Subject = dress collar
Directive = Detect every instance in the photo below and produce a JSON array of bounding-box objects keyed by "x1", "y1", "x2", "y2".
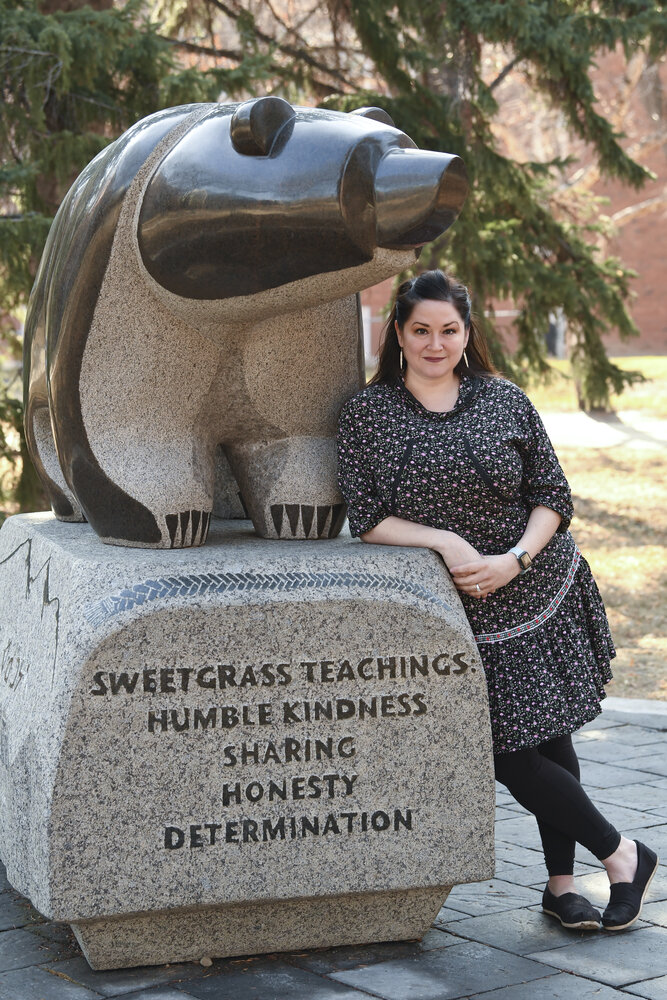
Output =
[{"x1": 394, "y1": 373, "x2": 484, "y2": 418}]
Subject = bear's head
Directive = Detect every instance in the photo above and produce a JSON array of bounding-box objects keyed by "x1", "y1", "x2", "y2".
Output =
[{"x1": 137, "y1": 98, "x2": 468, "y2": 303}]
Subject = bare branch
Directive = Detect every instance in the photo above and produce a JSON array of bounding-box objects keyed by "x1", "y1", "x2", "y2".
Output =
[
  {"x1": 205, "y1": 0, "x2": 357, "y2": 89},
  {"x1": 159, "y1": 35, "x2": 241, "y2": 60},
  {"x1": 0, "y1": 45, "x2": 60, "y2": 60},
  {"x1": 263, "y1": 0, "x2": 293, "y2": 33},
  {"x1": 293, "y1": 1, "x2": 327, "y2": 36},
  {"x1": 262, "y1": 0, "x2": 340, "y2": 68},
  {"x1": 489, "y1": 55, "x2": 521, "y2": 92},
  {"x1": 611, "y1": 192, "x2": 667, "y2": 226}
]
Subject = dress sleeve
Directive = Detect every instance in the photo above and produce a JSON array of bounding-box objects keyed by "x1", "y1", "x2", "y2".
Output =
[
  {"x1": 337, "y1": 398, "x2": 391, "y2": 537},
  {"x1": 519, "y1": 395, "x2": 574, "y2": 533}
]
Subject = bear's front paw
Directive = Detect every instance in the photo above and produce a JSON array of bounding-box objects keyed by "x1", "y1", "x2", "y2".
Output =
[
  {"x1": 270, "y1": 503, "x2": 346, "y2": 539},
  {"x1": 164, "y1": 510, "x2": 211, "y2": 548}
]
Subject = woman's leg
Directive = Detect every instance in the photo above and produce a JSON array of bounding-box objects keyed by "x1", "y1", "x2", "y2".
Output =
[
  {"x1": 494, "y1": 740, "x2": 621, "y2": 871},
  {"x1": 495, "y1": 736, "x2": 658, "y2": 930},
  {"x1": 537, "y1": 734, "x2": 652, "y2": 895},
  {"x1": 534, "y1": 734, "x2": 581, "y2": 884}
]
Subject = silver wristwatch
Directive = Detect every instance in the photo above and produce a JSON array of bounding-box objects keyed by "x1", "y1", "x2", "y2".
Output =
[{"x1": 509, "y1": 546, "x2": 533, "y2": 574}]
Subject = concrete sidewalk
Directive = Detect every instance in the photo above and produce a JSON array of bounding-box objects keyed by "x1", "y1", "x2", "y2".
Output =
[
  {"x1": 1, "y1": 698, "x2": 665, "y2": 999},
  {"x1": 540, "y1": 409, "x2": 667, "y2": 451}
]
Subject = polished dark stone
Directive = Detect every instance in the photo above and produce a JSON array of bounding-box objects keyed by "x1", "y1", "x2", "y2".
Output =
[{"x1": 137, "y1": 101, "x2": 466, "y2": 300}]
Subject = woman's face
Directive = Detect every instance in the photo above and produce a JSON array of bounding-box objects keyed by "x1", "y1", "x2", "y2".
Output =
[{"x1": 395, "y1": 298, "x2": 469, "y2": 383}]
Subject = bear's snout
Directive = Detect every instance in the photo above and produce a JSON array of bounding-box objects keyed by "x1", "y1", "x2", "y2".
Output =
[{"x1": 374, "y1": 148, "x2": 468, "y2": 249}]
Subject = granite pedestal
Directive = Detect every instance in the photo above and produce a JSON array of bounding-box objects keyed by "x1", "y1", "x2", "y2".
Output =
[{"x1": 0, "y1": 513, "x2": 494, "y2": 969}]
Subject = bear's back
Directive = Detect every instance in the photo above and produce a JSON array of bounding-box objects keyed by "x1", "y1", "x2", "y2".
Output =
[{"x1": 24, "y1": 103, "x2": 213, "y2": 385}]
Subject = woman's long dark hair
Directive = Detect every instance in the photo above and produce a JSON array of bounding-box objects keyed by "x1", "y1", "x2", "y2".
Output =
[{"x1": 369, "y1": 270, "x2": 498, "y2": 386}]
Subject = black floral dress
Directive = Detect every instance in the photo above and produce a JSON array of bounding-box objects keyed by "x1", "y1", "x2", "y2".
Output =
[{"x1": 337, "y1": 374, "x2": 615, "y2": 755}]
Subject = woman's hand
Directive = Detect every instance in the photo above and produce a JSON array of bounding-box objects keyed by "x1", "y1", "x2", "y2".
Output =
[
  {"x1": 432, "y1": 533, "x2": 481, "y2": 571},
  {"x1": 360, "y1": 518, "x2": 482, "y2": 571},
  {"x1": 449, "y1": 553, "x2": 520, "y2": 599}
]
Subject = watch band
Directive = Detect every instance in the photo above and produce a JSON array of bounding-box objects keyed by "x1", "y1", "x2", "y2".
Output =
[{"x1": 509, "y1": 546, "x2": 533, "y2": 574}]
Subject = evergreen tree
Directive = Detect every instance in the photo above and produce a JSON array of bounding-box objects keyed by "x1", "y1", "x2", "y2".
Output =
[
  {"x1": 154, "y1": 0, "x2": 665, "y2": 408},
  {"x1": 334, "y1": 0, "x2": 666, "y2": 407}
]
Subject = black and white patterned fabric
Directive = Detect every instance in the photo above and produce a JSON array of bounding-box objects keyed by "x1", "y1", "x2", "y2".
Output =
[{"x1": 337, "y1": 374, "x2": 615, "y2": 754}]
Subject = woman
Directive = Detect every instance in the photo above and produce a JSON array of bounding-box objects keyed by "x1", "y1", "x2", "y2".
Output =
[{"x1": 337, "y1": 269, "x2": 657, "y2": 932}]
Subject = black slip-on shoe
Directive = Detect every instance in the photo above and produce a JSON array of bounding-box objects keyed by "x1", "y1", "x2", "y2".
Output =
[
  {"x1": 602, "y1": 840, "x2": 659, "y2": 931},
  {"x1": 542, "y1": 885, "x2": 601, "y2": 930}
]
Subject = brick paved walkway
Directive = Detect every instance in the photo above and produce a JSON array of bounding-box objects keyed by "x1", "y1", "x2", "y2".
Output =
[{"x1": 1, "y1": 698, "x2": 665, "y2": 1000}]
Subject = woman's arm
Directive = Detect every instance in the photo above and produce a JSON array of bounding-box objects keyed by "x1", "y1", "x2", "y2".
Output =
[
  {"x1": 361, "y1": 516, "x2": 481, "y2": 568},
  {"x1": 515, "y1": 505, "x2": 564, "y2": 561},
  {"x1": 450, "y1": 388, "x2": 570, "y2": 598},
  {"x1": 449, "y1": 505, "x2": 562, "y2": 598},
  {"x1": 337, "y1": 399, "x2": 481, "y2": 567}
]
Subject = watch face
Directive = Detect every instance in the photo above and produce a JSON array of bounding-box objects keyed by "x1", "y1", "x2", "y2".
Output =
[{"x1": 519, "y1": 551, "x2": 532, "y2": 570}]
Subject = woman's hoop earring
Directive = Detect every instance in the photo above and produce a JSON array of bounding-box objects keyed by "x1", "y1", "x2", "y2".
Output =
[
  {"x1": 463, "y1": 349, "x2": 470, "y2": 368},
  {"x1": 399, "y1": 349, "x2": 404, "y2": 370}
]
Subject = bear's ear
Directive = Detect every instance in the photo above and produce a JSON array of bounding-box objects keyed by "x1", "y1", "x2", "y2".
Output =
[
  {"x1": 230, "y1": 97, "x2": 296, "y2": 156},
  {"x1": 349, "y1": 106, "x2": 396, "y2": 128}
]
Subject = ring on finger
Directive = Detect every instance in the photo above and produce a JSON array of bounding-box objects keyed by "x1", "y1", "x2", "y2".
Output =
[{"x1": 475, "y1": 584, "x2": 481, "y2": 593}]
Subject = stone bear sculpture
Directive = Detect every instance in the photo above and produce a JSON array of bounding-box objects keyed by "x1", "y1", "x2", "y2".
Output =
[{"x1": 24, "y1": 97, "x2": 468, "y2": 548}]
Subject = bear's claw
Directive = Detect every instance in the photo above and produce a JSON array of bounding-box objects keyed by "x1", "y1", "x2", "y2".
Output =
[
  {"x1": 270, "y1": 503, "x2": 346, "y2": 539},
  {"x1": 165, "y1": 510, "x2": 211, "y2": 548}
]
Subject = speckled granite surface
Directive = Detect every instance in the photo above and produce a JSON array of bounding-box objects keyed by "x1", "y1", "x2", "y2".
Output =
[
  {"x1": 0, "y1": 514, "x2": 494, "y2": 968},
  {"x1": 70, "y1": 887, "x2": 450, "y2": 969},
  {"x1": 71, "y1": 110, "x2": 421, "y2": 544}
]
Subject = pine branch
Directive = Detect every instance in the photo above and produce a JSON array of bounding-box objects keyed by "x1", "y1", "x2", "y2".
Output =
[
  {"x1": 0, "y1": 45, "x2": 63, "y2": 95},
  {"x1": 1, "y1": 45, "x2": 60, "y2": 60},
  {"x1": 566, "y1": 130, "x2": 664, "y2": 192}
]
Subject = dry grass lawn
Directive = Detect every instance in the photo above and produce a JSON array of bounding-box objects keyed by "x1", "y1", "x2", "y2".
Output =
[
  {"x1": 529, "y1": 355, "x2": 666, "y2": 701},
  {"x1": 556, "y1": 447, "x2": 666, "y2": 700},
  {"x1": 527, "y1": 356, "x2": 667, "y2": 418}
]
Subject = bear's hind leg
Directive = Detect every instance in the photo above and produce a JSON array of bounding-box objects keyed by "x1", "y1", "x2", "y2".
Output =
[
  {"x1": 26, "y1": 399, "x2": 86, "y2": 522},
  {"x1": 67, "y1": 451, "x2": 213, "y2": 550},
  {"x1": 61, "y1": 425, "x2": 216, "y2": 549}
]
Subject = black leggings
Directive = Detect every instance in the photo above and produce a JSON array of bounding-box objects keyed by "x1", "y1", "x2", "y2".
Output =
[{"x1": 494, "y1": 734, "x2": 621, "y2": 876}]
